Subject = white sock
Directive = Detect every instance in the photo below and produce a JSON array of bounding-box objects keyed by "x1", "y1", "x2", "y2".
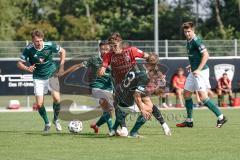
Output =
[
  {"x1": 186, "y1": 118, "x2": 193, "y2": 122},
  {"x1": 218, "y1": 114, "x2": 224, "y2": 120},
  {"x1": 162, "y1": 122, "x2": 168, "y2": 129}
]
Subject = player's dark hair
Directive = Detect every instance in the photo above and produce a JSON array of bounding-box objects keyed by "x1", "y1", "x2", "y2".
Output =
[
  {"x1": 107, "y1": 32, "x2": 123, "y2": 44},
  {"x1": 182, "y1": 21, "x2": 194, "y2": 29},
  {"x1": 99, "y1": 41, "x2": 109, "y2": 47},
  {"x1": 177, "y1": 67, "x2": 184, "y2": 72},
  {"x1": 31, "y1": 29, "x2": 44, "y2": 39}
]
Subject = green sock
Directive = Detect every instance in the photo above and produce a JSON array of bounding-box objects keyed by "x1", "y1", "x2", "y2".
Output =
[
  {"x1": 38, "y1": 106, "x2": 49, "y2": 124},
  {"x1": 130, "y1": 115, "x2": 146, "y2": 134},
  {"x1": 106, "y1": 117, "x2": 113, "y2": 131},
  {"x1": 112, "y1": 107, "x2": 126, "y2": 130},
  {"x1": 96, "y1": 112, "x2": 110, "y2": 127},
  {"x1": 53, "y1": 102, "x2": 60, "y2": 121},
  {"x1": 203, "y1": 98, "x2": 222, "y2": 117},
  {"x1": 185, "y1": 98, "x2": 193, "y2": 119}
]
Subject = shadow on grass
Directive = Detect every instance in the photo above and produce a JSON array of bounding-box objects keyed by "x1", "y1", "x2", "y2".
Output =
[{"x1": 0, "y1": 130, "x2": 113, "y2": 138}]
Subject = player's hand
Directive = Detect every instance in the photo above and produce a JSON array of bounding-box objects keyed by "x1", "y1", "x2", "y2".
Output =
[
  {"x1": 193, "y1": 69, "x2": 201, "y2": 76},
  {"x1": 185, "y1": 65, "x2": 191, "y2": 73},
  {"x1": 56, "y1": 66, "x2": 65, "y2": 77},
  {"x1": 141, "y1": 109, "x2": 152, "y2": 120},
  {"x1": 27, "y1": 64, "x2": 36, "y2": 73},
  {"x1": 97, "y1": 66, "x2": 106, "y2": 77}
]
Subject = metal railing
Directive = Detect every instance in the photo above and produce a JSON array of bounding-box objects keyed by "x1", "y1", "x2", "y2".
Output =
[{"x1": 0, "y1": 40, "x2": 238, "y2": 58}]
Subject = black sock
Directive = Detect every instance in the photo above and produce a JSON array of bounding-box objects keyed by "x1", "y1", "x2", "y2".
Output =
[
  {"x1": 218, "y1": 95, "x2": 222, "y2": 106},
  {"x1": 229, "y1": 95, "x2": 233, "y2": 106},
  {"x1": 165, "y1": 95, "x2": 169, "y2": 105},
  {"x1": 162, "y1": 97, "x2": 166, "y2": 103},
  {"x1": 152, "y1": 105, "x2": 165, "y2": 125}
]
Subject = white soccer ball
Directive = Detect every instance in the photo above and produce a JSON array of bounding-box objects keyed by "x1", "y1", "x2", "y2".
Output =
[{"x1": 68, "y1": 120, "x2": 83, "y2": 133}]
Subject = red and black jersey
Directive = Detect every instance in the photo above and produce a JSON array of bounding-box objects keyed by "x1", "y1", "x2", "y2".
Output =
[{"x1": 102, "y1": 46, "x2": 144, "y2": 85}]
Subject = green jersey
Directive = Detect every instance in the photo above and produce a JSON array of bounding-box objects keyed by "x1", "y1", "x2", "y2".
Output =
[
  {"x1": 86, "y1": 56, "x2": 112, "y2": 91},
  {"x1": 115, "y1": 65, "x2": 149, "y2": 107},
  {"x1": 187, "y1": 35, "x2": 208, "y2": 71},
  {"x1": 20, "y1": 42, "x2": 61, "y2": 80}
]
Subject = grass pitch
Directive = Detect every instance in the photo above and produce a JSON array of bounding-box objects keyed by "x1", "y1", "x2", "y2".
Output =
[{"x1": 0, "y1": 109, "x2": 239, "y2": 160}]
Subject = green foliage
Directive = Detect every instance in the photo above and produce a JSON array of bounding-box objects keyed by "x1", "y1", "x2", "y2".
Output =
[
  {"x1": 60, "y1": 15, "x2": 99, "y2": 40},
  {"x1": 203, "y1": 25, "x2": 236, "y2": 39},
  {"x1": 0, "y1": 0, "x2": 239, "y2": 40},
  {"x1": 0, "y1": 0, "x2": 19, "y2": 40},
  {"x1": 16, "y1": 21, "x2": 59, "y2": 40}
]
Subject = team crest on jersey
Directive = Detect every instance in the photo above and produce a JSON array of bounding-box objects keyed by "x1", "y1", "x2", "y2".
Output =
[
  {"x1": 43, "y1": 50, "x2": 50, "y2": 56},
  {"x1": 39, "y1": 57, "x2": 45, "y2": 63},
  {"x1": 214, "y1": 64, "x2": 235, "y2": 81},
  {"x1": 125, "y1": 55, "x2": 131, "y2": 62}
]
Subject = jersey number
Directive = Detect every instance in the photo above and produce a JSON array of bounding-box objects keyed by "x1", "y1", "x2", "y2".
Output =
[{"x1": 123, "y1": 71, "x2": 135, "y2": 87}]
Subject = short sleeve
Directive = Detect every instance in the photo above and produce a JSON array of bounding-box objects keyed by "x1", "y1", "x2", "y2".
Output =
[
  {"x1": 172, "y1": 76, "x2": 177, "y2": 84},
  {"x1": 102, "y1": 52, "x2": 112, "y2": 68},
  {"x1": 195, "y1": 38, "x2": 207, "y2": 53},
  {"x1": 135, "y1": 73, "x2": 149, "y2": 94},
  {"x1": 131, "y1": 47, "x2": 144, "y2": 58},
  {"x1": 19, "y1": 48, "x2": 29, "y2": 62},
  {"x1": 51, "y1": 42, "x2": 61, "y2": 54}
]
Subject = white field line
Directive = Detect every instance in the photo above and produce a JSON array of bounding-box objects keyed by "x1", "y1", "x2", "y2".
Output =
[{"x1": 0, "y1": 106, "x2": 240, "y2": 112}]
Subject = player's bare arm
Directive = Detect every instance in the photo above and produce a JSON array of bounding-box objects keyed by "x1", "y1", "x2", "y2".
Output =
[
  {"x1": 185, "y1": 64, "x2": 191, "y2": 72},
  {"x1": 56, "y1": 48, "x2": 66, "y2": 77},
  {"x1": 59, "y1": 62, "x2": 85, "y2": 77},
  {"x1": 97, "y1": 66, "x2": 106, "y2": 77},
  {"x1": 218, "y1": 80, "x2": 223, "y2": 90},
  {"x1": 133, "y1": 92, "x2": 152, "y2": 120},
  {"x1": 17, "y1": 60, "x2": 36, "y2": 73}
]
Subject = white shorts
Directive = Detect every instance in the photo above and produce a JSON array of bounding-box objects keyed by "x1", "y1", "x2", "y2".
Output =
[
  {"x1": 92, "y1": 88, "x2": 114, "y2": 107},
  {"x1": 184, "y1": 68, "x2": 211, "y2": 92},
  {"x1": 118, "y1": 103, "x2": 140, "y2": 114},
  {"x1": 33, "y1": 76, "x2": 60, "y2": 96}
]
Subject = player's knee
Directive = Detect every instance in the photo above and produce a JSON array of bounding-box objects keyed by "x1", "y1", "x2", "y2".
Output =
[
  {"x1": 52, "y1": 96, "x2": 60, "y2": 103},
  {"x1": 176, "y1": 90, "x2": 181, "y2": 96},
  {"x1": 99, "y1": 98, "x2": 108, "y2": 107},
  {"x1": 53, "y1": 100, "x2": 60, "y2": 104}
]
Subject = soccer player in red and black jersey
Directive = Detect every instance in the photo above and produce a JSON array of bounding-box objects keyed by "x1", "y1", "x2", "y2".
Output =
[{"x1": 98, "y1": 32, "x2": 149, "y2": 85}]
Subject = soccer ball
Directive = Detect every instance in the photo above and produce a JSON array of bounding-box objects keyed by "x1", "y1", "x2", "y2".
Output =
[{"x1": 68, "y1": 120, "x2": 83, "y2": 133}]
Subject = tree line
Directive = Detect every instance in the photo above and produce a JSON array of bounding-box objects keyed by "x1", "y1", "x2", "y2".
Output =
[{"x1": 0, "y1": 0, "x2": 239, "y2": 41}]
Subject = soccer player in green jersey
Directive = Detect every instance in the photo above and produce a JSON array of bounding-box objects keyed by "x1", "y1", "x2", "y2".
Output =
[
  {"x1": 17, "y1": 29, "x2": 66, "y2": 132},
  {"x1": 89, "y1": 42, "x2": 114, "y2": 134},
  {"x1": 61, "y1": 41, "x2": 114, "y2": 134},
  {"x1": 176, "y1": 22, "x2": 227, "y2": 128},
  {"x1": 111, "y1": 54, "x2": 171, "y2": 137}
]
